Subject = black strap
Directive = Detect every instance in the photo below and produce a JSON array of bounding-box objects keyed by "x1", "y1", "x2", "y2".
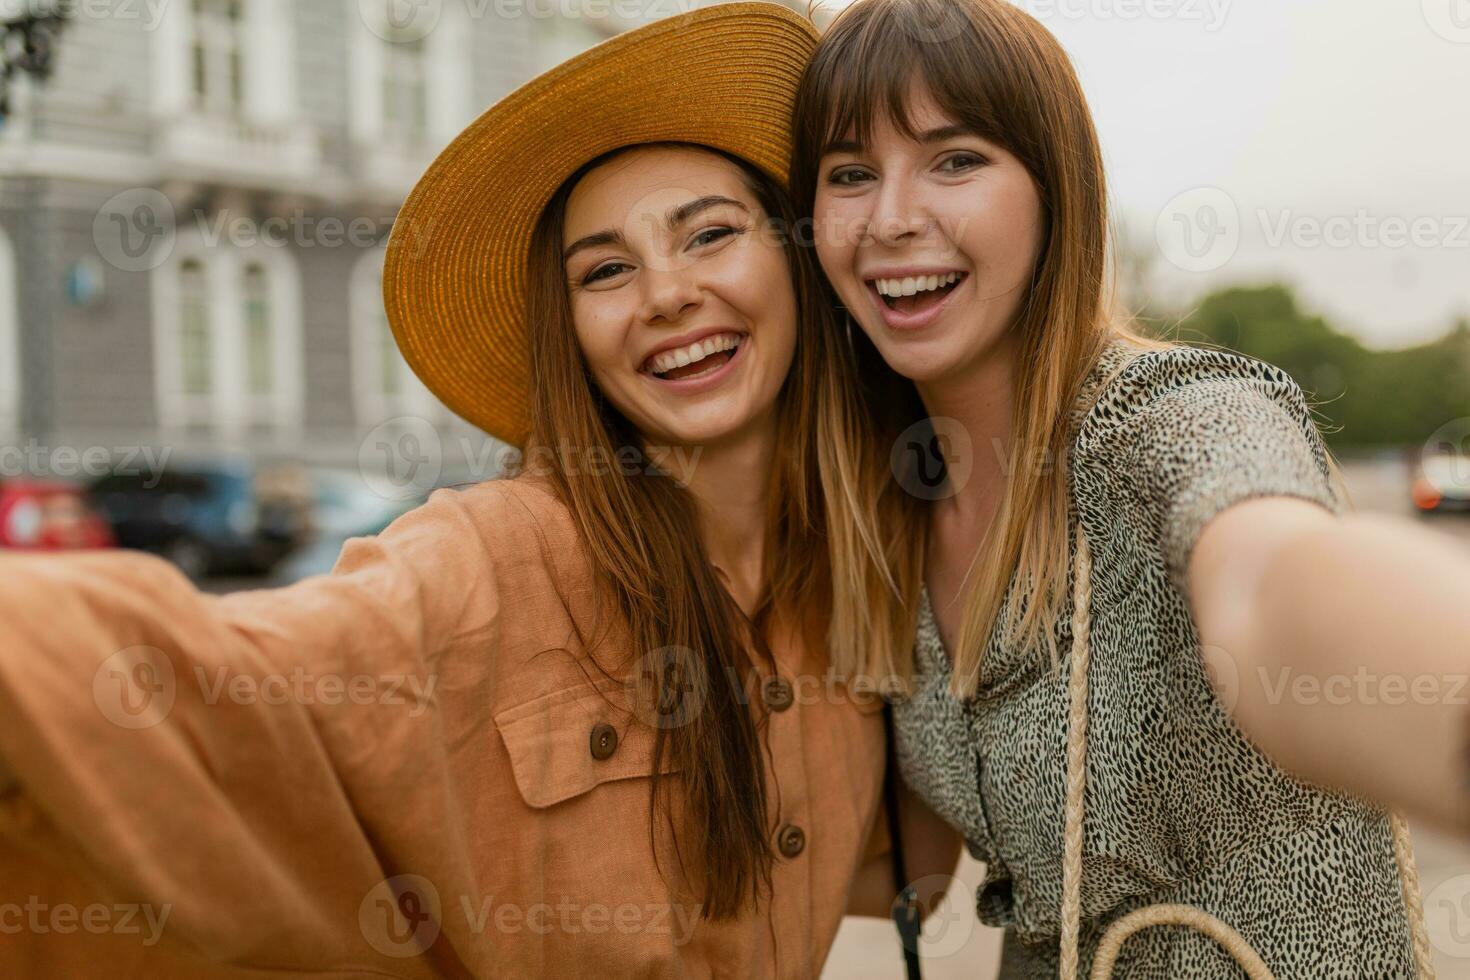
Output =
[{"x1": 883, "y1": 702, "x2": 924, "y2": 979}]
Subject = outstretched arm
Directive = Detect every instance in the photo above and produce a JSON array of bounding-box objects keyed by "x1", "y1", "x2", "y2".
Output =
[
  {"x1": 0, "y1": 484, "x2": 500, "y2": 974},
  {"x1": 1189, "y1": 496, "x2": 1470, "y2": 837}
]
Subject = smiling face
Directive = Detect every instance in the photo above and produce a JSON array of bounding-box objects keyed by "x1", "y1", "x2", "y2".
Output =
[
  {"x1": 813, "y1": 84, "x2": 1045, "y2": 386},
  {"x1": 561, "y1": 145, "x2": 798, "y2": 449}
]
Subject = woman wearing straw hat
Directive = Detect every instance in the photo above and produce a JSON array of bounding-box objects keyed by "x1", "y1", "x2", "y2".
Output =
[
  {"x1": 0, "y1": 5, "x2": 955, "y2": 977},
  {"x1": 789, "y1": 0, "x2": 1470, "y2": 977}
]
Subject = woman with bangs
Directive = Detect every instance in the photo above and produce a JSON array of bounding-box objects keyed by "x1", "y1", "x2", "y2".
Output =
[
  {"x1": 792, "y1": 0, "x2": 1470, "y2": 977},
  {"x1": 0, "y1": 6, "x2": 955, "y2": 978}
]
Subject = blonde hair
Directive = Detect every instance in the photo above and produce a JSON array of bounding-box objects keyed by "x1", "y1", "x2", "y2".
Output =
[{"x1": 792, "y1": 0, "x2": 1168, "y2": 697}]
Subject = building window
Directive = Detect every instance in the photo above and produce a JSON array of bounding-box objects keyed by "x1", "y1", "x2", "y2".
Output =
[
  {"x1": 242, "y1": 262, "x2": 272, "y2": 398},
  {"x1": 155, "y1": 239, "x2": 303, "y2": 441},
  {"x1": 0, "y1": 226, "x2": 18, "y2": 438},
  {"x1": 190, "y1": 0, "x2": 246, "y2": 116},
  {"x1": 179, "y1": 258, "x2": 212, "y2": 398},
  {"x1": 381, "y1": 32, "x2": 428, "y2": 146}
]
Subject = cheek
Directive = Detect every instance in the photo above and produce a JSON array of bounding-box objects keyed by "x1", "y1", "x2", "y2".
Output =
[
  {"x1": 812, "y1": 194, "x2": 858, "y2": 279},
  {"x1": 570, "y1": 298, "x2": 631, "y2": 380}
]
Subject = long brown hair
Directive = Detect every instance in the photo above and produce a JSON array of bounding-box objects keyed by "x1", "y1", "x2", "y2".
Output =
[
  {"x1": 521, "y1": 143, "x2": 888, "y2": 918},
  {"x1": 791, "y1": 0, "x2": 1167, "y2": 697}
]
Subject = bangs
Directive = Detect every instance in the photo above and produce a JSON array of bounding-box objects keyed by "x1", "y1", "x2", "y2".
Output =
[{"x1": 800, "y1": 0, "x2": 1009, "y2": 160}]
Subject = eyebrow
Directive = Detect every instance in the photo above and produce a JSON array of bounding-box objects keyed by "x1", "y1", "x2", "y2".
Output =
[
  {"x1": 563, "y1": 195, "x2": 749, "y2": 264},
  {"x1": 823, "y1": 125, "x2": 977, "y2": 157}
]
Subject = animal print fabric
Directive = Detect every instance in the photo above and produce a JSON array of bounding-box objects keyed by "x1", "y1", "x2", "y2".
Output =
[{"x1": 893, "y1": 342, "x2": 1418, "y2": 978}]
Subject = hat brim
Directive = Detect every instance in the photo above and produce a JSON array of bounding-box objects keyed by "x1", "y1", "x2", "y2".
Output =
[{"x1": 382, "y1": 2, "x2": 819, "y2": 446}]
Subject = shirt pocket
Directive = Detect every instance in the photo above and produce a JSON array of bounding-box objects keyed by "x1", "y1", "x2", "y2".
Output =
[{"x1": 494, "y1": 681, "x2": 678, "y2": 809}]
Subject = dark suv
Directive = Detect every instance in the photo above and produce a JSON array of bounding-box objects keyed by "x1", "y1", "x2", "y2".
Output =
[{"x1": 89, "y1": 462, "x2": 309, "y2": 579}]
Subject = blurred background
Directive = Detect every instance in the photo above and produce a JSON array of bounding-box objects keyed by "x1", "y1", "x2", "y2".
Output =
[{"x1": 1, "y1": 0, "x2": 1468, "y2": 975}]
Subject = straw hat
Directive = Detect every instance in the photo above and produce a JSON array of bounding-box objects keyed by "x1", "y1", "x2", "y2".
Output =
[{"x1": 381, "y1": 2, "x2": 819, "y2": 446}]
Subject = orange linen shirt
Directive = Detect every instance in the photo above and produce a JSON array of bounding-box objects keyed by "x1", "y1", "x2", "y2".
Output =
[{"x1": 0, "y1": 476, "x2": 887, "y2": 979}]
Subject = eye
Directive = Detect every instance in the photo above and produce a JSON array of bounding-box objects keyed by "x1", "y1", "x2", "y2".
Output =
[
  {"x1": 939, "y1": 152, "x2": 987, "y2": 174},
  {"x1": 582, "y1": 261, "x2": 632, "y2": 286},
  {"x1": 826, "y1": 166, "x2": 874, "y2": 187},
  {"x1": 690, "y1": 226, "x2": 738, "y2": 248}
]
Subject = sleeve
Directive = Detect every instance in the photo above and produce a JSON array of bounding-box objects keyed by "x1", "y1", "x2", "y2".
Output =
[
  {"x1": 1118, "y1": 349, "x2": 1344, "y2": 595},
  {"x1": 0, "y1": 484, "x2": 502, "y2": 973}
]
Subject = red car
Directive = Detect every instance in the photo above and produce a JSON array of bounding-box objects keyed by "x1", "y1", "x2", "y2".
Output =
[{"x1": 0, "y1": 480, "x2": 115, "y2": 550}]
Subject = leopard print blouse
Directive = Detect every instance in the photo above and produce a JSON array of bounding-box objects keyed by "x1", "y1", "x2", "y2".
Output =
[{"x1": 893, "y1": 341, "x2": 1418, "y2": 978}]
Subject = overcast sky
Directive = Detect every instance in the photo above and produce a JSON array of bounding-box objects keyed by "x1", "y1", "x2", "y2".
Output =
[
  {"x1": 827, "y1": 0, "x2": 1470, "y2": 347},
  {"x1": 1034, "y1": 0, "x2": 1470, "y2": 348}
]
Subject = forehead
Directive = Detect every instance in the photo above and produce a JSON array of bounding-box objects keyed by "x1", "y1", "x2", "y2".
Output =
[{"x1": 564, "y1": 146, "x2": 754, "y2": 237}]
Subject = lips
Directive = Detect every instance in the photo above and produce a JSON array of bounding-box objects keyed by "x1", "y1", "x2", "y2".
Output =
[
  {"x1": 864, "y1": 270, "x2": 969, "y2": 332},
  {"x1": 640, "y1": 330, "x2": 747, "y2": 379}
]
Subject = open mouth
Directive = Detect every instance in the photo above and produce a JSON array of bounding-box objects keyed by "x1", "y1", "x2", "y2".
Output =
[
  {"x1": 870, "y1": 272, "x2": 968, "y2": 317},
  {"x1": 642, "y1": 331, "x2": 747, "y2": 382}
]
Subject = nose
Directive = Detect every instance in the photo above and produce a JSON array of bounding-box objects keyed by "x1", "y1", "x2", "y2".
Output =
[
  {"x1": 866, "y1": 175, "x2": 929, "y2": 248},
  {"x1": 637, "y1": 262, "x2": 704, "y2": 325}
]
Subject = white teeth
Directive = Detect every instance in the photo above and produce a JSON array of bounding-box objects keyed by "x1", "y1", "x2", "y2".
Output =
[
  {"x1": 874, "y1": 272, "x2": 962, "y2": 298},
  {"x1": 647, "y1": 332, "x2": 744, "y2": 376}
]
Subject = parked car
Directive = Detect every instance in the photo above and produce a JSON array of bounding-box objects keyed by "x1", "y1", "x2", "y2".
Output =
[
  {"x1": 1412, "y1": 453, "x2": 1470, "y2": 515},
  {"x1": 89, "y1": 461, "x2": 310, "y2": 579},
  {"x1": 0, "y1": 479, "x2": 115, "y2": 550},
  {"x1": 270, "y1": 468, "x2": 429, "y2": 583}
]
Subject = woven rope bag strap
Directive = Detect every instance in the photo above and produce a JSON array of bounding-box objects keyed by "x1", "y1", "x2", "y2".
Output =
[{"x1": 1059, "y1": 522, "x2": 1438, "y2": 980}]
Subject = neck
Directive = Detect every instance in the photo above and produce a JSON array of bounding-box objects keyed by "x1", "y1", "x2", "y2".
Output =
[
  {"x1": 916, "y1": 332, "x2": 1019, "y2": 523},
  {"x1": 654, "y1": 415, "x2": 778, "y2": 616}
]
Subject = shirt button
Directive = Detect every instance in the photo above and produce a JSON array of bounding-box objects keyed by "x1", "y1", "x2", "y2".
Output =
[
  {"x1": 777, "y1": 823, "x2": 806, "y2": 859},
  {"x1": 762, "y1": 676, "x2": 794, "y2": 712},
  {"x1": 589, "y1": 722, "x2": 618, "y2": 760}
]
